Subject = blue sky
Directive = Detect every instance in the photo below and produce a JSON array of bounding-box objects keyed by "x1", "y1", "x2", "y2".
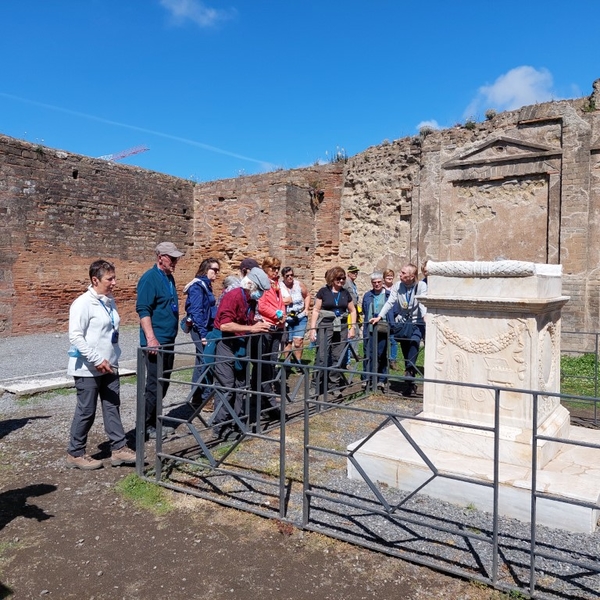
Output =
[{"x1": 1, "y1": 1, "x2": 598, "y2": 182}]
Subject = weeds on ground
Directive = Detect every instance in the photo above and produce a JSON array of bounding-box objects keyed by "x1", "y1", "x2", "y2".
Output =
[
  {"x1": 0, "y1": 451, "x2": 11, "y2": 476},
  {"x1": 115, "y1": 474, "x2": 173, "y2": 515},
  {"x1": 16, "y1": 386, "x2": 73, "y2": 405},
  {"x1": 0, "y1": 539, "x2": 21, "y2": 594},
  {"x1": 0, "y1": 540, "x2": 20, "y2": 563}
]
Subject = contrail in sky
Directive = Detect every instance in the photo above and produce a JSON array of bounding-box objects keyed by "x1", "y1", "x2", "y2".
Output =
[{"x1": 0, "y1": 92, "x2": 275, "y2": 168}]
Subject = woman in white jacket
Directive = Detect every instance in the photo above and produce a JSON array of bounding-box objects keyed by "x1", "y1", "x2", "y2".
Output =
[{"x1": 66, "y1": 260, "x2": 136, "y2": 470}]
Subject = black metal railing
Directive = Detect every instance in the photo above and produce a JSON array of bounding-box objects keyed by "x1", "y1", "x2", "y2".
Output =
[{"x1": 134, "y1": 328, "x2": 600, "y2": 599}]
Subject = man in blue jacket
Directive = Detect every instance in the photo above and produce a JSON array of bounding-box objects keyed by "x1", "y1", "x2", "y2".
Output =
[
  {"x1": 362, "y1": 272, "x2": 393, "y2": 391},
  {"x1": 136, "y1": 241, "x2": 184, "y2": 439}
]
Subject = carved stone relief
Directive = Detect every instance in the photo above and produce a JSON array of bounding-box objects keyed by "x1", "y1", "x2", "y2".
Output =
[{"x1": 431, "y1": 315, "x2": 529, "y2": 422}]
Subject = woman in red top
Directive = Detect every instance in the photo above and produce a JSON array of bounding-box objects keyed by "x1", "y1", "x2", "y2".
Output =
[
  {"x1": 255, "y1": 257, "x2": 286, "y2": 417},
  {"x1": 258, "y1": 257, "x2": 286, "y2": 329}
]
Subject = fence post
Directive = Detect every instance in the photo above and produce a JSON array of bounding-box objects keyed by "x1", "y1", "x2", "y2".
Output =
[{"x1": 135, "y1": 347, "x2": 146, "y2": 476}]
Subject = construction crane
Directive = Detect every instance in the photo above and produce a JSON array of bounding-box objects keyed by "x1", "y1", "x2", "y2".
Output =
[{"x1": 97, "y1": 145, "x2": 149, "y2": 162}]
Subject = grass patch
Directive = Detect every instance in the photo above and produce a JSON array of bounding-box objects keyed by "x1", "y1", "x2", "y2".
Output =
[
  {"x1": 561, "y1": 353, "x2": 598, "y2": 397},
  {"x1": 16, "y1": 386, "x2": 74, "y2": 405},
  {"x1": 115, "y1": 474, "x2": 174, "y2": 515},
  {"x1": 171, "y1": 367, "x2": 194, "y2": 383}
]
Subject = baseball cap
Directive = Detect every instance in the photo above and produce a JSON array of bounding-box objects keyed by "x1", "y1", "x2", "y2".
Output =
[
  {"x1": 240, "y1": 258, "x2": 259, "y2": 271},
  {"x1": 246, "y1": 267, "x2": 271, "y2": 291},
  {"x1": 155, "y1": 242, "x2": 184, "y2": 257},
  {"x1": 347, "y1": 265, "x2": 359, "y2": 273}
]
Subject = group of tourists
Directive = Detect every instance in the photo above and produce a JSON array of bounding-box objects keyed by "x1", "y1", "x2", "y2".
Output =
[{"x1": 64, "y1": 241, "x2": 427, "y2": 470}]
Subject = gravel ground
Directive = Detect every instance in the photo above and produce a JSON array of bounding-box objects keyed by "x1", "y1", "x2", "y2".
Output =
[
  {"x1": 1, "y1": 372, "x2": 506, "y2": 599},
  {"x1": 1, "y1": 333, "x2": 600, "y2": 599},
  {"x1": 153, "y1": 381, "x2": 600, "y2": 600},
  {"x1": 0, "y1": 327, "x2": 142, "y2": 382}
]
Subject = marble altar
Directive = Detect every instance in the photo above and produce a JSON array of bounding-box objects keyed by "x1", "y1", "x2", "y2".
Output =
[{"x1": 348, "y1": 261, "x2": 600, "y2": 533}]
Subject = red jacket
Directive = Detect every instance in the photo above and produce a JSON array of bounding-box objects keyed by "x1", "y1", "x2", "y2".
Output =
[{"x1": 258, "y1": 279, "x2": 285, "y2": 328}]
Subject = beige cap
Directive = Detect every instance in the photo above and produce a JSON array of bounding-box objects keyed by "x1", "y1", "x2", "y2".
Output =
[{"x1": 155, "y1": 242, "x2": 184, "y2": 257}]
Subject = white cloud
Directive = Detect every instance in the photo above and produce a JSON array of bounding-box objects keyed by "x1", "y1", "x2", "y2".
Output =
[
  {"x1": 464, "y1": 66, "x2": 558, "y2": 119},
  {"x1": 416, "y1": 119, "x2": 441, "y2": 132},
  {"x1": 159, "y1": 0, "x2": 236, "y2": 28}
]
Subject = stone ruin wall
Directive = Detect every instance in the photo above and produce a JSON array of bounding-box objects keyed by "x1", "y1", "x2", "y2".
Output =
[
  {"x1": 0, "y1": 137, "x2": 195, "y2": 335},
  {"x1": 0, "y1": 134, "x2": 343, "y2": 336},
  {"x1": 190, "y1": 164, "x2": 344, "y2": 296},
  {"x1": 2, "y1": 81, "x2": 600, "y2": 343},
  {"x1": 340, "y1": 90, "x2": 600, "y2": 348}
]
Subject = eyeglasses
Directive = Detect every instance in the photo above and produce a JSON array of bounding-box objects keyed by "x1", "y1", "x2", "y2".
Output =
[
  {"x1": 163, "y1": 255, "x2": 179, "y2": 262},
  {"x1": 209, "y1": 266, "x2": 220, "y2": 273},
  {"x1": 335, "y1": 277, "x2": 346, "y2": 282},
  {"x1": 284, "y1": 273, "x2": 294, "y2": 278},
  {"x1": 269, "y1": 266, "x2": 280, "y2": 272}
]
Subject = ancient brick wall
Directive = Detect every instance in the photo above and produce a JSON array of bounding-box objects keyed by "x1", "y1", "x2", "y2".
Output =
[
  {"x1": 0, "y1": 136, "x2": 194, "y2": 335},
  {"x1": 2, "y1": 82, "x2": 600, "y2": 345},
  {"x1": 190, "y1": 164, "x2": 344, "y2": 295}
]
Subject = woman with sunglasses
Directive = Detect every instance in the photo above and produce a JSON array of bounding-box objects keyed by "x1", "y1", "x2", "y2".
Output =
[
  {"x1": 309, "y1": 266, "x2": 357, "y2": 398},
  {"x1": 183, "y1": 257, "x2": 220, "y2": 406},
  {"x1": 280, "y1": 266, "x2": 311, "y2": 365}
]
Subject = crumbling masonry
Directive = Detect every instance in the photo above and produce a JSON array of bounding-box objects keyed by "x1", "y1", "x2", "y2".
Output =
[{"x1": 1, "y1": 80, "x2": 600, "y2": 347}]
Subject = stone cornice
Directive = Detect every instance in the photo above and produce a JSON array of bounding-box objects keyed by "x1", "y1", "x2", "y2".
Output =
[
  {"x1": 442, "y1": 135, "x2": 562, "y2": 169},
  {"x1": 420, "y1": 296, "x2": 570, "y2": 314},
  {"x1": 428, "y1": 260, "x2": 537, "y2": 277}
]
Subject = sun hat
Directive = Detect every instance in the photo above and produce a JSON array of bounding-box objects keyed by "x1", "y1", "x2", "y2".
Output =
[{"x1": 155, "y1": 242, "x2": 184, "y2": 257}]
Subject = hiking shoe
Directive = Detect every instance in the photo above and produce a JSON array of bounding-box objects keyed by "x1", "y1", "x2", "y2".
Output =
[
  {"x1": 212, "y1": 425, "x2": 235, "y2": 439},
  {"x1": 110, "y1": 446, "x2": 136, "y2": 466},
  {"x1": 66, "y1": 454, "x2": 103, "y2": 470}
]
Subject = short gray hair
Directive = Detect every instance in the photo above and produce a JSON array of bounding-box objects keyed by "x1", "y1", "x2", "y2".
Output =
[
  {"x1": 370, "y1": 271, "x2": 384, "y2": 281},
  {"x1": 222, "y1": 275, "x2": 241, "y2": 291}
]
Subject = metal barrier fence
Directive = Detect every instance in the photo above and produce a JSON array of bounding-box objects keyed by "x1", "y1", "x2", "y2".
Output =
[{"x1": 135, "y1": 329, "x2": 600, "y2": 599}]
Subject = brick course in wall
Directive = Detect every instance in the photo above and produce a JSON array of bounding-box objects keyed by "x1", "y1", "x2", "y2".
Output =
[{"x1": 0, "y1": 136, "x2": 194, "y2": 335}]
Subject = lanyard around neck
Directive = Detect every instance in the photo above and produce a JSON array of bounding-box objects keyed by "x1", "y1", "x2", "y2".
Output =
[
  {"x1": 97, "y1": 297, "x2": 115, "y2": 329},
  {"x1": 159, "y1": 268, "x2": 175, "y2": 301}
]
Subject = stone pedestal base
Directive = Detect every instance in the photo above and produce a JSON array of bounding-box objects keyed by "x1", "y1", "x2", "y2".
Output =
[
  {"x1": 399, "y1": 406, "x2": 571, "y2": 469},
  {"x1": 347, "y1": 419, "x2": 600, "y2": 533}
]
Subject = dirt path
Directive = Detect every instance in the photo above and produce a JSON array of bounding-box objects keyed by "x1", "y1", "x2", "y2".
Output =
[{"x1": 0, "y1": 386, "x2": 505, "y2": 600}]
